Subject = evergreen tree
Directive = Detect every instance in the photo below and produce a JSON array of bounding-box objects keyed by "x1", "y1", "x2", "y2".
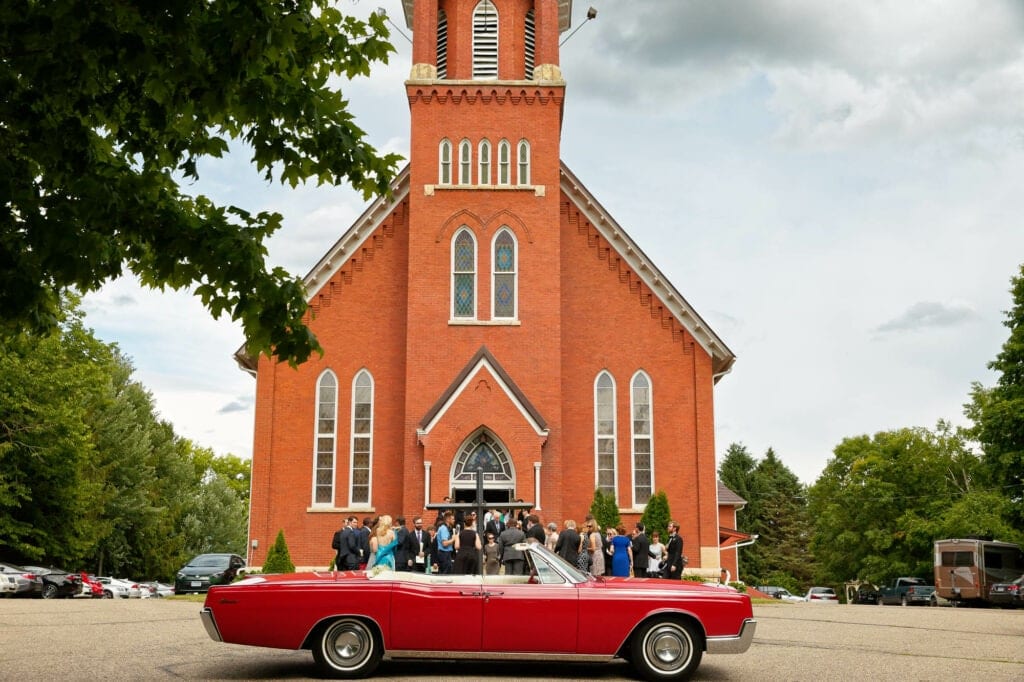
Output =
[
  {"x1": 261, "y1": 530, "x2": 296, "y2": 574},
  {"x1": 589, "y1": 490, "x2": 620, "y2": 532},
  {"x1": 965, "y1": 263, "x2": 1024, "y2": 526},
  {"x1": 640, "y1": 490, "x2": 671, "y2": 540}
]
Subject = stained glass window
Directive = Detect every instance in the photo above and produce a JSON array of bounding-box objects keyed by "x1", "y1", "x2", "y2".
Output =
[
  {"x1": 478, "y1": 139, "x2": 491, "y2": 185},
  {"x1": 350, "y1": 370, "x2": 373, "y2": 505},
  {"x1": 439, "y1": 139, "x2": 452, "y2": 184},
  {"x1": 632, "y1": 372, "x2": 653, "y2": 505},
  {"x1": 453, "y1": 432, "x2": 513, "y2": 483},
  {"x1": 314, "y1": 371, "x2": 337, "y2": 505},
  {"x1": 492, "y1": 228, "x2": 516, "y2": 319},
  {"x1": 459, "y1": 139, "x2": 472, "y2": 185},
  {"x1": 517, "y1": 139, "x2": 530, "y2": 185},
  {"x1": 595, "y1": 372, "x2": 616, "y2": 497},
  {"x1": 498, "y1": 140, "x2": 510, "y2": 185},
  {"x1": 453, "y1": 229, "x2": 476, "y2": 318}
]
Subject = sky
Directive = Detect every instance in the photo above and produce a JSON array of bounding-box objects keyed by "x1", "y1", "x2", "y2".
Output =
[{"x1": 82, "y1": 0, "x2": 1024, "y2": 484}]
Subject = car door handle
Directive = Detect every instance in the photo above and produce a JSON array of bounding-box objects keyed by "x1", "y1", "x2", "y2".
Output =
[
  {"x1": 483, "y1": 591, "x2": 503, "y2": 597},
  {"x1": 459, "y1": 590, "x2": 483, "y2": 596}
]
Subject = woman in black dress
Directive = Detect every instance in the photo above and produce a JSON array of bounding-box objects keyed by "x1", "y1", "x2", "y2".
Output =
[{"x1": 453, "y1": 514, "x2": 482, "y2": 574}]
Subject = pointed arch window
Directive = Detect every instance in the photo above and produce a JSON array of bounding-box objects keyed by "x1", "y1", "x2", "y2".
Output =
[
  {"x1": 631, "y1": 371, "x2": 653, "y2": 506},
  {"x1": 498, "y1": 139, "x2": 511, "y2": 185},
  {"x1": 313, "y1": 370, "x2": 337, "y2": 505},
  {"x1": 492, "y1": 228, "x2": 517, "y2": 319},
  {"x1": 439, "y1": 138, "x2": 452, "y2": 185},
  {"x1": 594, "y1": 371, "x2": 617, "y2": 497},
  {"x1": 452, "y1": 228, "x2": 477, "y2": 318},
  {"x1": 350, "y1": 370, "x2": 374, "y2": 505},
  {"x1": 458, "y1": 138, "x2": 472, "y2": 185},
  {"x1": 517, "y1": 139, "x2": 531, "y2": 185},
  {"x1": 472, "y1": 0, "x2": 499, "y2": 79},
  {"x1": 436, "y1": 9, "x2": 448, "y2": 79},
  {"x1": 478, "y1": 139, "x2": 491, "y2": 185},
  {"x1": 524, "y1": 9, "x2": 536, "y2": 79},
  {"x1": 453, "y1": 431, "x2": 514, "y2": 485}
]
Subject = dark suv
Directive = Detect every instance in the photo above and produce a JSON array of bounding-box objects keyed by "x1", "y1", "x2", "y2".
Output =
[{"x1": 175, "y1": 554, "x2": 245, "y2": 594}]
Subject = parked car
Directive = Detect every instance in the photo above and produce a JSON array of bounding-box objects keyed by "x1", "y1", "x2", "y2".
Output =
[
  {"x1": 175, "y1": 553, "x2": 245, "y2": 594},
  {"x1": 0, "y1": 572, "x2": 17, "y2": 597},
  {"x1": 94, "y1": 576, "x2": 133, "y2": 599},
  {"x1": 78, "y1": 573, "x2": 104, "y2": 598},
  {"x1": 878, "y1": 577, "x2": 935, "y2": 606},
  {"x1": 851, "y1": 584, "x2": 880, "y2": 605},
  {"x1": 21, "y1": 566, "x2": 82, "y2": 599},
  {"x1": 201, "y1": 542, "x2": 756, "y2": 680},
  {"x1": 141, "y1": 581, "x2": 174, "y2": 598},
  {"x1": 987, "y1": 575, "x2": 1024, "y2": 608},
  {"x1": 0, "y1": 562, "x2": 43, "y2": 597},
  {"x1": 775, "y1": 588, "x2": 805, "y2": 602},
  {"x1": 805, "y1": 586, "x2": 839, "y2": 602},
  {"x1": 755, "y1": 585, "x2": 786, "y2": 598}
]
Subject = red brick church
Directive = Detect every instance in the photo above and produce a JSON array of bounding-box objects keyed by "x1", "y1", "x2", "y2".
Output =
[{"x1": 240, "y1": 0, "x2": 741, "y2": 577}]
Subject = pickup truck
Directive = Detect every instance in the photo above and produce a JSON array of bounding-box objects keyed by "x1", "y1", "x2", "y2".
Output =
[{"x1": 877, "y1": 577, "x2": 935, "y2": 606}]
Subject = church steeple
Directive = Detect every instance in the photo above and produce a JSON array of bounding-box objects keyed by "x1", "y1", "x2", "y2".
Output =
[{"x1": 403, "y1": 0, "x2": 571, "y2": 82}]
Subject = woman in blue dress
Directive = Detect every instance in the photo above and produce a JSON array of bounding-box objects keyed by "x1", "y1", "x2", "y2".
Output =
[
  {"x1": 372, "y1": 515, "x2": 399, "y2": 570},
  {"x1": 609, "y1": 526, "x2": 634, "y2": 577}
]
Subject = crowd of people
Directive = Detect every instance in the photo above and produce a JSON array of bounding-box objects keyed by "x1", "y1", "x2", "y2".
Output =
[{"x1": 331, "y1": 505, "x2": 688, "y2": 579}]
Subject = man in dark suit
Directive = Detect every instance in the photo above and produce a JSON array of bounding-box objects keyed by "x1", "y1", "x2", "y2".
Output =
[
  {"x1": 498, "y1": 521, "x2": 526, "y2": 575},
  {"x1": 336, "y1": 516, "x2": 360, "y2": 570},
  {"x1": 632, "y1": 522, "x2": 650, "y2": 577},
  {"x1": 408, "y1": 517, "x2": 428, "y2": 571},
  {"x1": 484, "y1": 510, "x2": 505, "y2": 539},
  {"x1": 555, "y1": 520, "x2": 580, "y2": 566},
  {"x1": 394, "y1": 517, "x2": 412, "y2": 571},
  {"x1": 662, "y1": 521, "x2": 685, "y2": 580},
  {"x1": 524, "y1": 514, "x2": 546, "y2": 544}
]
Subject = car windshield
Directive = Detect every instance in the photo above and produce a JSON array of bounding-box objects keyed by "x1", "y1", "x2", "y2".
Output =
[{"x1": 190, "y1": 555, "x2": 229, "y2": 568}]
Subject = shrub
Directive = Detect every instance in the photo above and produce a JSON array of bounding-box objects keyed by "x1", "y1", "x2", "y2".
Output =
[
  {"x1": 640, "y1": 490, "x2": 671, "y2": 540},
  {"x1": 261, "y1": 529, "x2": 295, "y2": 574},
  {"x1": 589, "y1": 489, "x2": 620, "y2": 532}
]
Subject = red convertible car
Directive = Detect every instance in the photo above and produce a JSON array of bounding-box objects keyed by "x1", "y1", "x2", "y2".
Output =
[{"x1": 201, "y1": 543, "x2": 755, "y2": 680}]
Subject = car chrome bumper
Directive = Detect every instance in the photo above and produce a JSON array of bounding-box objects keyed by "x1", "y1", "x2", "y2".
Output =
[
  {"x1": 706, "y1": 618, "x2": 756, "y2": 654},
  {"x1": 200, "y1": 608, "x2": 223, "y2": 642}
]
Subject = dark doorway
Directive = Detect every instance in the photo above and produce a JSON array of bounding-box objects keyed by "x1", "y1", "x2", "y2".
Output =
[{"x1": 453, "y1": 488, "x2": 512, "y2": 505}]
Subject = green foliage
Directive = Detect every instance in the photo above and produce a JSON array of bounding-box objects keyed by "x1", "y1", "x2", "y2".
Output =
[
  {"x1": 589, "y1": 489, "x2": 620, "y2": 531},
  {"x1": 640, "y1": 490, "x2": 671, "y2": 540},
  {"x1": 0, "y1": 0, "x2": 402, "y2": 365},
  {"x1": 719, "y1": 445, "x2": 814, "y2": 587},
  {"x1": 965, "y1": 263, "x2": 1024, "y2": 526},
  {"x1": 807, "y1": 423, "x2": 988, "y2": 585},
  {"x1": 0, "y1": 294, "x2": 249, "y2": 579},
  {"x1": 262, "y1": 530, "x2": 296, "y2": 574}
]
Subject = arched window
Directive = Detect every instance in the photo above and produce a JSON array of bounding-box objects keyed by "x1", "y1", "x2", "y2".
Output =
[
  {"x1": 631, "y1": 371, "x2": 653, "y2": 506},
  {"x1": 313, "y1": 370, "x2": 337, "y2": 505},
  {"x1": 524, "y1": 10, "x2": 536, "y2": 79},
  {"x1": 438, "y1": 139, "x2": 452, "y2": 185},
  {"x1": 594, "y1": 372, "x2": 617, "y2": 497},
  {"x1": 517, "y1": 139, "x2": 531, "y2": 185},
  {"x1": 458, "y1": 138, "x2": 472, "y2": 185},
  {"x1": 452, "y1": 430, "x2": 514, "y2": 485},
  {"x1": 492, "y1": 228, "x2": 517, "y2": 319},
  {"x1": 436, "y1": 9, "x2": 448, "y2": 79},
  {"x1": 497, "y1": 139, "x2": 511, "y2": 185},
  {"x1": 478, "y1": 139, "x2": 491, "y2": 185},
  {"x1": 452, "y1": 228, "x2": 477, "y2": 319},
  {"x1": 350, "y1": 370, "x2": 374, "y2": 505},
  {"x1": 472, "y1": 0, "x2": 499, "y2": 79}
]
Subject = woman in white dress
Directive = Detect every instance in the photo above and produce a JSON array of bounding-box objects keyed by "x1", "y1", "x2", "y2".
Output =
[{"x1": 647, "y1": 531, "x2": 665, "y2": 578}]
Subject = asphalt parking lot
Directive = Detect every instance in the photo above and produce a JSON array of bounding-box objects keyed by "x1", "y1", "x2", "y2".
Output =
[{"x1": 2, "y1": 599, "x2": 1023, "y2": 681}]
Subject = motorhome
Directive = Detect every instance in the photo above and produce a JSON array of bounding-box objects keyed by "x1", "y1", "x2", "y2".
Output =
[{"x1": 934, "y1": 538, "x2": 1024, "y2": 605}]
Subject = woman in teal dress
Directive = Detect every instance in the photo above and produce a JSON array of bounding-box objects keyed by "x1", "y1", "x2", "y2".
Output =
[{"x1": 372, "y1": 515, "x2": 399, "y2": 570}]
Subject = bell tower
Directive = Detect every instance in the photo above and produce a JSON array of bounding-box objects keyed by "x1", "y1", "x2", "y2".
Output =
[{"x1": 399, "y1": 1, "x2": 576, "y2": 509}]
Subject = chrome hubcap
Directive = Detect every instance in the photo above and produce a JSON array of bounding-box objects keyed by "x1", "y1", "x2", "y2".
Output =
[{"x1": 645, "y1": 624, "x2": 690, "y2": 672}]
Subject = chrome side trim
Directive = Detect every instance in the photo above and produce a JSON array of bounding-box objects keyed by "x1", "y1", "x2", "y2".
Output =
[
  {"x1": 384, "y1": 650, "x2": 614, "y2": 663},
  {"x1": 706, "y1": 618, "x2": 756, "y2": 654},
  {"x1": 200, "y1": 607, "x2": 223, "y2": 642}
]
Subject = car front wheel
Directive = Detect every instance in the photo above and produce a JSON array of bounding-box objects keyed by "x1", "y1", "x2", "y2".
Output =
[
  {"x1": 631, "y1": 619, "x2": 702, "y2": 681},
  {"x1": 41, "y1": 584, "x2": 58, "y2": 599},
  {"x1": 312, "y1": 617, "x2": 381, "y2": 679}
]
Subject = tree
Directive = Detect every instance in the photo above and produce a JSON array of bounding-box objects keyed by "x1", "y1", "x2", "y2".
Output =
[
  {"x1": 640, "y1": 490, "x2": 671, "y2": 541},
  {"x1": 965, "y1": 264, "x2": 1024, "y2": 526},
  {"x1": 262, "y1": 530, "x2": 296, "y2": 574},
  {"x1": 0, "y1": 1, "x2": 402, "y2": 365},
  {"x1": 589, "y1": 489, "x2": 620, "y2": 532}
]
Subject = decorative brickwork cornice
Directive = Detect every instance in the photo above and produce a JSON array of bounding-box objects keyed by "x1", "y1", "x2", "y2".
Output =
[{"x1": 405, "y1": 83, "x2": 565, "y2": 106}]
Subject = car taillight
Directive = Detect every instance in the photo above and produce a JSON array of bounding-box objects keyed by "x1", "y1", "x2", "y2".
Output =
[{"x1": 1009, "y1": 585, "x2": 1020, "y2": 593}]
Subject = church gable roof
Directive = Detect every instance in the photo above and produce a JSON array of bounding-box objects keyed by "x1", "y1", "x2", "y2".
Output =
[
  {"x1": 560, "y1": 162, "x2": 736, "y2": 379},
  {"x1": 418, "y1": 346, "x2": 548, "y2": 436}
]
